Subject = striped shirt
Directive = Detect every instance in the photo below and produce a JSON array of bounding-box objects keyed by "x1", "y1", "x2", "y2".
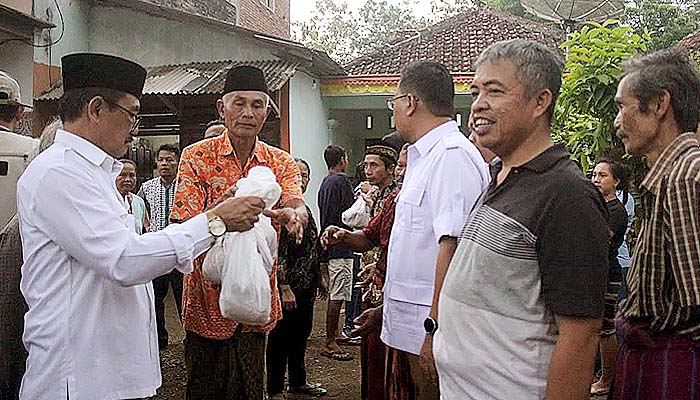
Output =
[{"x1": 619, "y1": 133, "x2": 700, "y2": 339}]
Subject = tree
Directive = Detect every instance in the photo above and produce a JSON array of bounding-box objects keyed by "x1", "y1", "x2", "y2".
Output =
[
  {"x1": 623, "y1": 0, "x2": 700, "y2": 51},
  {"x1": 293, "y1": 0, "x2": 359, "y2": 64},
  {"x1": 292, "y1": 0, "x2": 430, "y2": 65},
  {"x1": 553, "y1": 20, "x2": 650, "y2": 172}
]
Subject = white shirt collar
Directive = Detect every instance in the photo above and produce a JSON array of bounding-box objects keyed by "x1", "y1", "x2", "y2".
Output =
[
  {"x1": 54, "y1": 129, "x2": 122, "y2": 175},
  {"x1": 411, "y1": 120, "x2": 458, "y2": 158}
]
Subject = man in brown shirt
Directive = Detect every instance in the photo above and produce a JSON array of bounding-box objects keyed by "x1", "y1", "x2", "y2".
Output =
[{"x1": 615, "y1": 47, "x2": 700, "y2": 399}]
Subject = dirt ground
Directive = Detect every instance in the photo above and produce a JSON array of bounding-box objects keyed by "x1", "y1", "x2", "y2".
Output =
[
  {"x1": 151, "y1": 292, "x2": 608, "y2": 400},
  {"x1": 151, "y1": 292, "x2": 361, "y2": 399}
]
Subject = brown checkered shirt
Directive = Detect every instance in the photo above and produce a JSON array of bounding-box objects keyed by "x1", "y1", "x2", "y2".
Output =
[{"x1": 619, "y1": 133, "x2": 700, "y2": 339}]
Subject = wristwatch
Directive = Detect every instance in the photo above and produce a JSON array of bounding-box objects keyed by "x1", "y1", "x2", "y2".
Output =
[
  {"x1": 206, "y1": 210, "x2": 226, "y2": 237},
  {"x1": 423, "y1": 316, "x2": 438, "y2": 335}
]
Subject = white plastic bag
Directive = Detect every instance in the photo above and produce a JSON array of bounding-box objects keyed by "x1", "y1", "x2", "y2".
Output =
[
  {"x1": 208, "y1": 166, "x2": 282, "y2": 325},
  {"x1": 342, "y1": 196, "x2": 371, "y2": 228},
  {"x1": 218, "y1": 230, "x2": 272, "y2": 325},
  {"x1": 202, "y1": 236, "x2": 225, "y2": 283}
]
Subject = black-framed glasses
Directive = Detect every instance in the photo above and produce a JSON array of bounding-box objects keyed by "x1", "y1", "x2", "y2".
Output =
[
  {"x1": 386, "y1": 94, "x2": 411, "y2": 111},
  {"x1": 105, "y1": 100, "x2": 141, "y2": 132}
]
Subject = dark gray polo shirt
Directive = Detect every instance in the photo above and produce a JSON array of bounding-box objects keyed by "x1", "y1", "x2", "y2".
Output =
[{"x1": 433, "y1": 144, "x2": 609, "y2": 399}]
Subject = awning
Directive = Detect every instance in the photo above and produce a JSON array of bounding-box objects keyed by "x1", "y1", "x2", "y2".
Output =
[
  {"x1": 36, "y1": 59, "x2": 299, "y2": 101},
  {"x1": 0, "y1": 4, "x2": 54, "y2": 39}
]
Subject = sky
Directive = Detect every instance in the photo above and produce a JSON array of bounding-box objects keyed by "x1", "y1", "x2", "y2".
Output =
[{"x1": 290, "y1": 0, "x2": 435, "y2": 24}]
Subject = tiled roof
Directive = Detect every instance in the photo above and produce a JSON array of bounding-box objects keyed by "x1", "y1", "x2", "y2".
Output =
[
  {"x1": 679, "y1": 30, "x2": 700, "y2": 54},
  {"x1": 36, "y1": 59, "x2": 298, "y2": 101},
  {"x1": 344, "y1": 6, "x2": 564, "y2": 76}
]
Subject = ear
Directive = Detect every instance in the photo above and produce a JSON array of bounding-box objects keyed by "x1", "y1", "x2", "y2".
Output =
[
  {"x1": 654, "y1": 90, "x2": 672, "y2": 120},
  {"x1": 87, "y1": 96, "x2": 104, "y2": 123},
  {"x1": 216, "y1": 99, "x2": 225, "y2": 119},
  {"x1": 532, "y1": 89, "x2": 553, "y2": 120},
  {"x1": 13, "y1": 105, "x2": 24, "y2": 121},
  {"x1": 406, "y1": 94, "x2": 418, "y2": 117}
]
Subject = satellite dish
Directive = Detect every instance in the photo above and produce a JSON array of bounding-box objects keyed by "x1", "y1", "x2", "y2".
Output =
[{"x1": 520, "y1": 0, "x2": 625, "y2": 29}]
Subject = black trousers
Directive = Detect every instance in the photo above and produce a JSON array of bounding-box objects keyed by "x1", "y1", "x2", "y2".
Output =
[
  {"x1": 185, "y1": 330, "x2": 266, "y2": 400},
  {"x1": 266, "y1": 292, "x2": 315, "y2": 395},
  {"x1": 152, "y1": 270, "x2": 183, "y2": 347}
]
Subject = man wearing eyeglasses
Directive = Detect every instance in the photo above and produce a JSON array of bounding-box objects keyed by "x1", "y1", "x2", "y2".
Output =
[
  {"x1": 353, "y1": 61, "x2": 490, "y2": 398},
  {"x1": 16, "y1": 53, "x2": 269, "y2": 400}
]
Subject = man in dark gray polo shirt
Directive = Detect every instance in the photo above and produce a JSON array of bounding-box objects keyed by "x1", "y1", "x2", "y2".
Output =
[{"x1": 432, "y1": 39, "x2": 610, "y2": 399}]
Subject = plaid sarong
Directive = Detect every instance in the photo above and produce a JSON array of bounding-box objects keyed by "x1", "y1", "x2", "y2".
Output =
[{"x1": 615, "y1": 315, "x2": 700, "y2": 400}]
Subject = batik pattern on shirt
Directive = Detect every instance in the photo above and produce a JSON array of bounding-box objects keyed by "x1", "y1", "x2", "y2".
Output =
[
  {"x1": 171, "y1": 132, "x2": 303, "y2": 339},
  {"x1": 138, "y1": 177, "x2": 176, "y2": 232}
]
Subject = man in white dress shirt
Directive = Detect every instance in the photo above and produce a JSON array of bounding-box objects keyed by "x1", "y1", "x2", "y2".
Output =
[
  {"x1": 16, "y1": 53, "x2": 268, "y2": 400},
  {"x1": 353, "y1": 60, "x2": 490, "y2": 398}
]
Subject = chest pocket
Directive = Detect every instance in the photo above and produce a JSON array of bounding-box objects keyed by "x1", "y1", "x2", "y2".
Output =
[{"x1": 398, "y1": 186, "x2": 427, "y2": 233}]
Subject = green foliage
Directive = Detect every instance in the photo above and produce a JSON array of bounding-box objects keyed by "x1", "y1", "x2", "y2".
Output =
[
  {"x1": 553, "y1": 20, "x2": 650, "y2": 172},
  {"x1": 292, "y1": 0, "x2": 430, "y2": 65},
  {"x1": 623, "y1": 0, "x2": 700, "y2": 52}
]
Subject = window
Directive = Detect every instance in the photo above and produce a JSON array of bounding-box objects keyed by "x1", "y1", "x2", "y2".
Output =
[{"x1": 260, "y1": 0, "x2": 274, "y2": 11}]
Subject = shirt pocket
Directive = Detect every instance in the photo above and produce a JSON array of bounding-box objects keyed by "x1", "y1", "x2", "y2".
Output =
[{"x1": 398, "y1": 186, "x2": 427, "y2": 233}]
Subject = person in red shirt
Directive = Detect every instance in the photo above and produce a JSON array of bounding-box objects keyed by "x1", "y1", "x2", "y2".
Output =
[{"x1": 321, "y1": 144, "x2": 407, "y2": 399}]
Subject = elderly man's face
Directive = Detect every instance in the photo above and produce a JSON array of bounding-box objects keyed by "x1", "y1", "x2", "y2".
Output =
[
  {"x1": 363, "y1": 154, "x2": 391, "y2": 186},
  {"x1": 217, "y1": 91, "x2": 270, "y2": 140},
  {"x1": 99, "y1": 93, "x2": 140, "y2": 158},
  {"x1": 614, "y1": 75, "x2": 659, "y2": 158},
  {"x1": 116, "y1": 162, "x2": 137, "y2": 195}
]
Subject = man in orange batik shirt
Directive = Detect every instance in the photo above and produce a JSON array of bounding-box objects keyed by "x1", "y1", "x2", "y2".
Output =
[{"x1": 170, "y1": 65, "x2": 308, "y2": 400}]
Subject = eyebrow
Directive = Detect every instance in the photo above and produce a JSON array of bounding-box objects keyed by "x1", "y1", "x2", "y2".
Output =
[
  {"x1": 232, "y1": 95, "x2": 266, "y2": 102},
  {"x1": 471, "y1": 79, "x2": 506, "y2": 89}
]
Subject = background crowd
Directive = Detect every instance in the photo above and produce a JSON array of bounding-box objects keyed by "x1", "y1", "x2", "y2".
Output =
[{"x1": 0, "y1": 36, "x2": 699, "y2": 400}]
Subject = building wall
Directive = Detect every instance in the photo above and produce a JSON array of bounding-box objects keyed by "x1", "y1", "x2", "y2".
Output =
[
  {"x1": 33, "y1": 0, "x2": 90, "y2": 67},
  {"x1": 89, "y1": 4, "x2": 276, "y2": 66},
  {"x1": 0, "y1": 0, "x2": 32, "y2": 14},
  {"x1": 238, "y1": 0, "x2": 289, "y2": 39},
  {"x1": 1, "y1": 40, "x2": 34, "y2": 107},
  {"x1": 33, "y1": 0, "x2": 277, "y2": 70},
  {"x1": 289, "y1": 71, "x2": 329, "y2": 223}
]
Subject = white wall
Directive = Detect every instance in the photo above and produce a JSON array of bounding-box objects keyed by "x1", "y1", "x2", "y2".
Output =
[
  {"x1": 0, "y1": 39, "x2": 33, "y2": 106},
  {"x1": 88, "y1": 5, "x2": 275, "y2": 66},
  {"x1": 33, "y1": 0, "x2": 275, "y2": 69},
  {"x1": 33, "y1": 0, "x2": 91, "y2": 66},
  {"x1": 289, "y1": 71, "x2": 329, "y2": 224}
]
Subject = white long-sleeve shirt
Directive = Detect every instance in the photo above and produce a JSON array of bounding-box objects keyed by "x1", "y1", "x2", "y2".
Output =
[{"x1": 17, "y1": 129, "x2": 212, "y2": 400}]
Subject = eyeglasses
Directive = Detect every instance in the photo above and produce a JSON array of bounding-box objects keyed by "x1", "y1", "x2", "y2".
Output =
[
  {"x1": 105, "y1": 100, "x2": 141, "y2": 133},
  {"x1": 386, "y1": 94, "x2": 412, "y2": 111}
]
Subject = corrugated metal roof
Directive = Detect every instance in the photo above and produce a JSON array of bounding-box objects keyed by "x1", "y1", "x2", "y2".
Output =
[{"x1": 36, "y1": 59, "x2": 299, "y2": 101}]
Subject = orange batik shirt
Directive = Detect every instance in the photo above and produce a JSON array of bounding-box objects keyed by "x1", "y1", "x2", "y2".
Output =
[{"x1": 170, "y1": 131, "x2": 303, "y2": 339}]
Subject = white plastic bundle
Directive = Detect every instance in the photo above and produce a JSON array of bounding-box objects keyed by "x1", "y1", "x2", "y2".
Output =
[{"x1": 202, "y1": 166, "x2": 281, "y2": 326}]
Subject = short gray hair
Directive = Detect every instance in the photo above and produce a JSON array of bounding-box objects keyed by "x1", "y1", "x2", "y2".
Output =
[{"x1": 474, "y1": 39, "x2": 564, "y2": 121}]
